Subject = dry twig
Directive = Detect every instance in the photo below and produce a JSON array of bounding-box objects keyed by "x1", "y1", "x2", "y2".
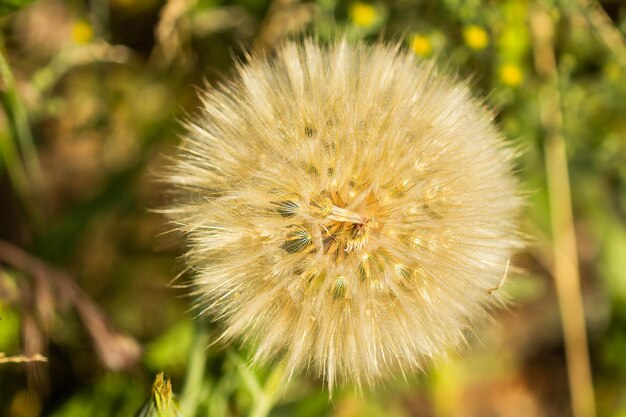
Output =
[
  {"x1": 0, "y1": 352, "x2": 48, "y2": 364},
  {"x1": 0, "y1": 239, "x2": 142, "y2": 372},
  {"x1": 575, "y1": 0, "x2": 626, "y2": 69}
]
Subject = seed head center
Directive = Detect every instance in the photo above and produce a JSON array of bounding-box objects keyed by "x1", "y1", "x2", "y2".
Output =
[{"x1": 323, "y1": 205, "x2": 379, "y2": 254}]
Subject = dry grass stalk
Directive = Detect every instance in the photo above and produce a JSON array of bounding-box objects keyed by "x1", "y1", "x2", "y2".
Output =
[
  {"x1": 252, "y1": 0, "x2": 316, "y2": 54},
  {"x1": 151, "y1": 0, "x2": 197, "y2": 67},
  {"x1": 529, "y1": 6, "x2": 596, "y2": 417},
  {"x1": 0, "y1": 352, "x2": 48, "y2": 364}
]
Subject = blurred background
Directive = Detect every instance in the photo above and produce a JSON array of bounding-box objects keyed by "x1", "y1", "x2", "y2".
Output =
[{"x1": 0, "y1": 0, "x2": 625, "y2": 416}]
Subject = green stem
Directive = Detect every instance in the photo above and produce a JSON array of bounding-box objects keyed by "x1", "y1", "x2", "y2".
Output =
[
  {"x1": 248, "y1": 395, "x2": 274, "y2": 417},
  {"x1": 228, "y1": 351, "x2": 286, "y2": 417},
  {"x1": 0, "y1": 43, "x2": 43, "y2": 188},
  {"x1": 179, "y1": 323, "x2": 210, "y2": 417},
  {"x1": 0, "y1": 41, "x2": 44, "y2": 226}
]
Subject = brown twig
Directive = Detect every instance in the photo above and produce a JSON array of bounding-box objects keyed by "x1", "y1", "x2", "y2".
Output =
[
  {"x1": 575, "y1": 0, "x2": 626, "y2": 69},
  {"x1": 151, "y1": 0, "x2": 197, "y2": 67},
  {"x1": 0, "y1": 239, "x2": 142, "y2": 371},
  {"x1": 20, "y1": 301, "x2": 49, "y2": 390},
  {"x1": 529, "y1": 5, "x2": 596, "y2": 417}
]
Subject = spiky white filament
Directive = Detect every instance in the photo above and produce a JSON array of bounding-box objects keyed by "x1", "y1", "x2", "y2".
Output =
[{"x1": 168, "y1": 38, "x2": 524, "y2": 392}]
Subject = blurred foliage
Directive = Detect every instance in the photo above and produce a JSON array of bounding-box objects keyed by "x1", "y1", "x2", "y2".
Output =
[
  {"x1": 0, "y1": 0, "x2": 625, "y2": 416},
  {"x1": 0, "y1": 0, "x2": 38, "y2": 17}
]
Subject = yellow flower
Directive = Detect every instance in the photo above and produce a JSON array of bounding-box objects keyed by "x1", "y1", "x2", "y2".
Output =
[
  {"x1": 168, "y1": 39, "x2": 524, "y2": 392},
  {"x1": 499, "y1": 63, "x2": 523, "y2": 86},
  {"x1": 463, "y1": 25, "x2": 489, "y2": 50},
  {"x1": 349, "y1": 2, "x2": 378, "y2": 28},
  {"x1": 72, "y1": 20, "x2": 93, "y2": 44},
  {"x1": 410, "y1": 34, "x2": 432, "y2": 57}
]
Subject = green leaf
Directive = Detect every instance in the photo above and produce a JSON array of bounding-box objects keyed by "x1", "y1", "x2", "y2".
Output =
[
  {"x1": 144, "y1": 321, "x2": 194, "y2": 371},
  {"x1": 0, "y1": 0, "x2": 38, "y2": 16},
  {"x1": 0, "y1": 302, "x2": 20, "y2": 353}
]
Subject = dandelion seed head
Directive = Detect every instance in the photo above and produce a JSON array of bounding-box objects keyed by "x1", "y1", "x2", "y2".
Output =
[{"x1": 168, "y1": 39, "x2": 524, "y2": 391}]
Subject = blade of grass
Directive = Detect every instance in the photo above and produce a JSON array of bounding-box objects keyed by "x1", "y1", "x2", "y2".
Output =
[
  {"x1": 227, "y1": 351, "x2": 286, "y2": 417},
  {"x1": 0, "y1": 44, "x2": 43, "y2": 189},
  {"x1": 0, "y1": 42, "x2": 44, "y2": 226},
  {"x1": 179, "y1": 322, "x2": 210, "y2": 417}
]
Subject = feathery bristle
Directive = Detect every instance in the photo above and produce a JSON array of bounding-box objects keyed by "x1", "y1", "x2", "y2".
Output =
[{"x1": 167, "y1": 38, "x2": 524, "y2": 391}]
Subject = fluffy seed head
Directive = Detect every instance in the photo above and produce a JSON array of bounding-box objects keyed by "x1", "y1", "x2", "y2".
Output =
[{"x1": 167, "y1": 39, "x2": 523, "y2": 391}]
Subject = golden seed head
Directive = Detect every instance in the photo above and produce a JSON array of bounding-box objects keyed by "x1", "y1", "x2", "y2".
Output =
[{"x1": 167, "y1": 38, "x2": 524, "y2": 391}]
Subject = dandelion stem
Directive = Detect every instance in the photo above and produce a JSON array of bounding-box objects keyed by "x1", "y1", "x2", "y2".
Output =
[{"x1": 530, "y1": 5, "x2": 596, "y2": 417}]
